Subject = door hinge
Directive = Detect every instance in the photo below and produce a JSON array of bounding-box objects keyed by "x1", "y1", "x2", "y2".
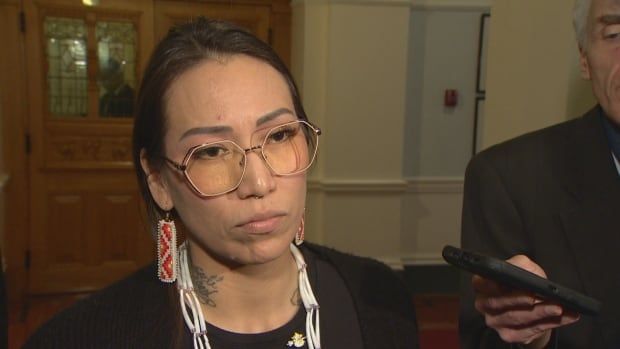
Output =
[
  {"x1": 19, "y1": 11, "x2": 26, "y2": 33},
  {"x1": 25, "y1": 133, "x2": 31, "y2": 154},
  {"x1": 24, "y1": 250, "x2": 31, "y2": 269}
]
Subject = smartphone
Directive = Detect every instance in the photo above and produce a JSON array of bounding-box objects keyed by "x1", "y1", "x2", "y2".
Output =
[{"x1": 442, "y1": 245, "x2": 601, "y2": 316}]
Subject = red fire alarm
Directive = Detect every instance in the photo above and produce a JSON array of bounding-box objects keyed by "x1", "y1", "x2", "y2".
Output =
[{"x1": 444, "y1": 89, "x2": 458, "y2": 107}]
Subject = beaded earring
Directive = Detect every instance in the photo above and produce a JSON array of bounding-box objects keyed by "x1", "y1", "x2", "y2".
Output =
[{"x1": 157, "y1": 212, "x2": 177, "y2": 283}]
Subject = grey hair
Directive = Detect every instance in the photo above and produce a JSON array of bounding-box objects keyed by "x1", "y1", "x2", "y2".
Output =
[{"x1": 573, "y1": 0, "x2": 592, "y2": 49}]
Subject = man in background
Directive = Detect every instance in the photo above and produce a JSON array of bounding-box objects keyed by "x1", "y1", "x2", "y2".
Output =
[
  {"x1": 98, "y1": 58, "x2": 134, "y2": 117},
  {"x1": 460, "y1": 0, "x2": 620, "y2": 348}
]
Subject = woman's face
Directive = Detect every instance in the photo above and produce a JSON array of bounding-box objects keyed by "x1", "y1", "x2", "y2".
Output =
[{"x1": 150, "y1": 55, "x2": 307, "y2": 267}]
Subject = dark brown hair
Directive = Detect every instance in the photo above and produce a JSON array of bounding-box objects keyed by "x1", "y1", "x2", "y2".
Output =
[{"x1": 132, "y1": 17, "x2": 308, "y2": 228}]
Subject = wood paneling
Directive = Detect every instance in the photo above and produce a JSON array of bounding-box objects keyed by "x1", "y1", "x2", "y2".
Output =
[
  {"x1": 0, "y1": 1, "x2": 30, "y2": 303},
  {"x1": 28, "y1": 172, "x2": 153, "y2": 294},
  {"x1": 154, "y1": 0, "x2": 291, "y2": 66},
  {"x1": 154, "y1": 1, "x2": 271, "y2": 41},
  {"x1": 47, "y1": 194, "x2": 85, "y2": 265}
]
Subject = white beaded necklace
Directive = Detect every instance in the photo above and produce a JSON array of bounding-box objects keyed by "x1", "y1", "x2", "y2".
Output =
[{"x1": 176, "y1": 241, "x2": 321, "y2": 349}]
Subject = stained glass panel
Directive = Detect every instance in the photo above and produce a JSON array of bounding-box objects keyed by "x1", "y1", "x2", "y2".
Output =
[
  {"x1": 45, "y1": 17, "x2": 88, "y2": 117},
  {"x1": 96, "y1": 21, "x2": 137, "y2": 118}
]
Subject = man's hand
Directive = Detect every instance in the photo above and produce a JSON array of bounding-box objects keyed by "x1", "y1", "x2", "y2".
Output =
[{"x1": 472, "y1": 255, "x2": 580, "y2": 349}]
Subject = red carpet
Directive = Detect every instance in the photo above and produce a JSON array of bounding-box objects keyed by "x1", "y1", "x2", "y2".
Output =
[
  {"x1": 414, "y1": 294, "x2": 460, "y2": 348},
  {"x1": 419, "y1": 329, "x2": 460, "y2": 348}
]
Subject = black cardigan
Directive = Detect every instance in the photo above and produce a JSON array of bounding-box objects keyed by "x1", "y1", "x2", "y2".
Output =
[{"x1": 24, "y1": 243, "x2": 419, "y2": 349}]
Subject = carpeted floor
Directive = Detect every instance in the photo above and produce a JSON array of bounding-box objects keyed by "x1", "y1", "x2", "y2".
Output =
[
  {"x1": 420, "y1": 329, "x2": 460, "y2": 348},
  {"x1": 414, "y1": 294, "x2": 460, "y2": 348}
]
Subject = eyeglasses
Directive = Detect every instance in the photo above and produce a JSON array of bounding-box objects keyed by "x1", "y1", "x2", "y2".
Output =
[{"x1": 163, "y1": 120, "x2": 321, "y2": 197}]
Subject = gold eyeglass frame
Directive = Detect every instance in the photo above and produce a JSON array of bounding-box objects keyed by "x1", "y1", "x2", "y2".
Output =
[{"x1": 163, "y1": 120, "x2": 321, "y2": 197}]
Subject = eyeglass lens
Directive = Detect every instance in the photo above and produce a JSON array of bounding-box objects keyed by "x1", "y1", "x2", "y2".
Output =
[{"x1": 184, "y1": 121, "x2": 318, "y2": 196}]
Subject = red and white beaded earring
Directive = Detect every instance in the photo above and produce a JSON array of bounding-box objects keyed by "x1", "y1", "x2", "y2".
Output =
[
  {"x1": 295, "y1": 215, "x2": 305, "y2": 246},
  {"x1": 157, "y1": 212, "x2": 177, "y2": 283}
]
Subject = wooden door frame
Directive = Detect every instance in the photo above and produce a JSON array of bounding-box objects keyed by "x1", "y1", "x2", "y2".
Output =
[{"x1": 0, "y1": 0, "x2": 30, "y2": 304}]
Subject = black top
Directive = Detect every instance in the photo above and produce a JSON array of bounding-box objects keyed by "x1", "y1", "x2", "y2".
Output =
[
  {"x1": 24, "y1": 243, "x2": 418, "y2": 349},
  {"x1": 202, "y1": 247, "x2": 363, "y2": 349},
  {"x1": 206, "y1": 306, "x2": 306, "y2": 348},
  {"x1": 459, "y1": 106, "x2": 620, "y2": 349}
]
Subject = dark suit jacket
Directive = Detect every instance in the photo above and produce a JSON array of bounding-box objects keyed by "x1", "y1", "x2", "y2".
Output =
[
  {"x1": 99, "y1": 83, "x2": 134, "y2": 117},
  {"x1": 460, "y1": 106, "x2": 620, "y2": 349}
]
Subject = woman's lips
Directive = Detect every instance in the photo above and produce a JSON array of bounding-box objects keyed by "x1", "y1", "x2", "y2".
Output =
[{"x1": 236, "y1": 214, "x2": 284, "y2": 234}]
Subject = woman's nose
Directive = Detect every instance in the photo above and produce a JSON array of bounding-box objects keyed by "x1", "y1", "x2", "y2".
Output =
[{"x1": 235, "y1": 150, "x2": 276, "y2": 199}]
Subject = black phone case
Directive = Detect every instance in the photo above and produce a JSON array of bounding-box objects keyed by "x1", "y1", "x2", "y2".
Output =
[{"x1": 442, "y1": 245, "x2": 601, "y2": 316}]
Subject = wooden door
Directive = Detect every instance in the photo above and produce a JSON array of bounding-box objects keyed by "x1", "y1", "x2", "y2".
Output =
[
  {"x1": 154, "y1": 0, "x2": 291, "y2": 67},
  {"x1": 23, "y1": 0, "x2": 156, "y2": 294}
]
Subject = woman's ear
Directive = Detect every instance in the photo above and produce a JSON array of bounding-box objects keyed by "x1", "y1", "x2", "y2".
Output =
[{"x1": 140, "y1": 149, "x2": 174, "y2": 212}]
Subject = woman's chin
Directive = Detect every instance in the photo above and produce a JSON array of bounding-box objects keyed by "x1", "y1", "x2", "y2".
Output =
[
  {"x1": 237, "y1": 236, "x2": 294, "y2": 265},
  {"x1": 199, "y1": 235, "x2": 293, "y2": 268}
]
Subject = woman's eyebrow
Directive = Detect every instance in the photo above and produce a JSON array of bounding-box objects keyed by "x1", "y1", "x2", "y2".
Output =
[
  {"x1": 178, "y1": 107, "x2": 294, "y2": 140},
  {"x1": 255, "y1": 108, "x2": 295, "y2": 126},
  {"x1": 179, "y1": 125, "x2": 233, "y2": 141}
]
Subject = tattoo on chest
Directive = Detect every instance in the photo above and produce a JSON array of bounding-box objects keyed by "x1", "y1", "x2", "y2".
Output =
[{"x1": 189, "y1": 264, "x2": 223, "y2": 307}]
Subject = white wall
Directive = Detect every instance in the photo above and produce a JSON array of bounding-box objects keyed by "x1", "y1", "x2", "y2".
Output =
[
  {"x1": 293, "y1": 0, "x2": 489, "y2": 267},
  {"x1": 401, "y1": 178, "x2": 463, "y2": 265},
  {"x1": 404, "y1": 7, "x2": 488, "y2": 177},
  {"x1": 481, "y1": 0, "x2": 596, "y2": 148},
  {"x1": 402, "y1": 3, "x2": 488, "y2": 264}
]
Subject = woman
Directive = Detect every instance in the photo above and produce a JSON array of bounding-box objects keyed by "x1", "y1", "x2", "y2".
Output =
[{"x1": 25, "y1": 18, "x2": 419, "y2": 349}]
